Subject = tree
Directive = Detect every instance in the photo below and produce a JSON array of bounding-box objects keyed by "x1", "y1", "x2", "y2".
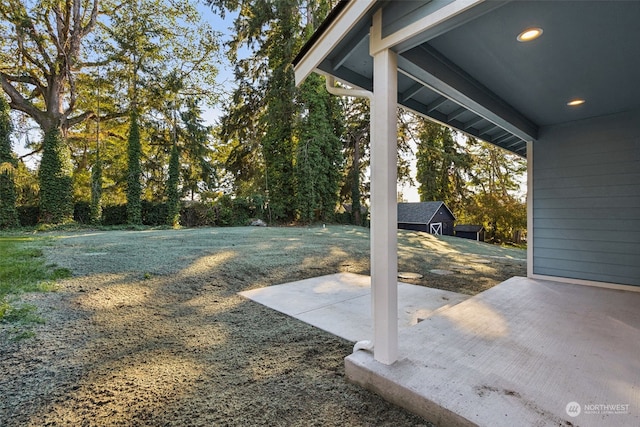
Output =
[
  {"x1": 126, "y1": 110, "x2": 142, "y2": 224},
  {"x1": 166, "y1": 141, "x2": 180, "y2": 226},
  {"x1": 0, "y1": 96, "x2": 18, "y2": 228},
  {"x1": 1, "y1": 0, "x2": 220, "y2": 222},
  {"x1": 255, "y1": 1, "x2": 300, "y2": 220},
  {"x1": 414, "y1": 118, "x2": 471, "y2": 213},
  {"x1": 216, "y1": 77, "x2": 266, "y2": 198},
  {"x1": 209, "y1": 0, "x2": 339, "y2": 222},
  {"x1": 295, "y1": 73, "x2": 342, "y2": 222},
  {"x1": 0, "y1": 0, "x2": 101, "y2": 222},
  {"x1": 339, "y1": 96, "x2": 370, "y2": 225},
  {"x1": 90, "y1": 154, "x2": 103, "y2": 224},
  {"x1": 462, "y1": 139, "x2": 527, "y2": 243},
  {"x1": 179, "y1": 99, "x2": 215, "y2": 200}
]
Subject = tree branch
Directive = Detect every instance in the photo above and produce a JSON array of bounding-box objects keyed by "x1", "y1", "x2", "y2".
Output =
[
  {"x1": 19, "y1": 147, "x2": 43, "y2": 160},
  {"x1": 79, "y1": 58, "x2": 113, "y2": 68},
  {"x1": 2, "y1": 73, "x2": 41, "y2": 87},
  {"x1": 80, "y1": 0, "x2": 100, "y2": 38},
  {"x1": 20, "y1": 7, "x2": 55, "y2": 68},
  {"x1": 66, "y1": 110, "x2": 128, "y2": 129},
  {"x1": 0, "y1": 73, "x2": 46, "y2": 126}
]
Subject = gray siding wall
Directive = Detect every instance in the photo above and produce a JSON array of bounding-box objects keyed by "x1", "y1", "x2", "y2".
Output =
[{"x1": 533, "y1": 109, "x2": 640, "y2": 286}]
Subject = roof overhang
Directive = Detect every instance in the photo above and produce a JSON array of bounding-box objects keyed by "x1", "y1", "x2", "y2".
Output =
[{"x1": 294, "y1": 0, "x2": 640, "y2": 158}]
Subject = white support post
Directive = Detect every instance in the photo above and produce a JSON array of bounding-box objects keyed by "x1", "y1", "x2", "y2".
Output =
[
  {"x1": 527, "y1": 141, "x2": 533, "y2": 278},
  {"x1": 370, "y1": 46, "x2": 398, "y2": 365}
]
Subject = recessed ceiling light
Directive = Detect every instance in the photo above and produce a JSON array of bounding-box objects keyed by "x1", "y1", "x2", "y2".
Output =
[
  {"x1": 517, "y1": 27, "x2": 543, "y2": 42},
  {"x1": 567, "y1": 99, "x2": 586, "y2": 106}
]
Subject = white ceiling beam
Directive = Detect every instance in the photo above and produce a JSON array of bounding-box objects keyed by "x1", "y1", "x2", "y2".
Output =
[{"x1": 370, "y1": 0, "x2": 485, "y2": 56}]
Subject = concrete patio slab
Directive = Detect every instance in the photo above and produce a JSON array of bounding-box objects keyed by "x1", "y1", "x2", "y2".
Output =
[
  {"x1": 345, "y1": 276, "x2": 640, "y2": 427},
  {"x1": 239, "y1": 272, "x2": 469, "y2": 342}
]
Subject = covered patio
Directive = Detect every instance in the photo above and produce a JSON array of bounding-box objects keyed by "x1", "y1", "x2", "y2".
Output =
[{"x1": 293, "y1": 0, "x2": 639, "y2": 425}]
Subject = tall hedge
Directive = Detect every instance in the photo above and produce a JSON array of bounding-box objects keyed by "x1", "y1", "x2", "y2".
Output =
[
  {"x1": 0, "y1": 97, "x2": 18, "y2": 228},
  {"x1": 39, "y1": 127, "x2": 74, "y2": 223},
  {"x1": 126, "y1": 110, "x2": 142, "y2": 225}
]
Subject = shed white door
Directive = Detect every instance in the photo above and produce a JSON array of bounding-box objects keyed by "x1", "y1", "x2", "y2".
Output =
[{"x1": 430, "y1": 223, "x2": 442, "y2": 235}]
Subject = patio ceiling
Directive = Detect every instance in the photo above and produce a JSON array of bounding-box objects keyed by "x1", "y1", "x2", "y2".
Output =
[{"x1": 294, "y1": 0, "x2": 640, "y2": 158}]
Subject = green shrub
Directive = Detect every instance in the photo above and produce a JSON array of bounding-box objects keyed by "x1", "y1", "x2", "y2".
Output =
[
  {"x1": 17, "y1": 206, "x2": 40, "y2": 226},
  {"x1": 74, "y1": 201, "x2": 91, "y2": 224},
  {"x1": 102, "y1": 204, "x2": 127, "y2": 225},
  {"x1": 141, "y1": 201, "x2": 168, "y2": 226}
]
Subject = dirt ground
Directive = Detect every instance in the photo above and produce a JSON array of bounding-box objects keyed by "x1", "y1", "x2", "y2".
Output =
[{"x1": 0, "y1": 226, "x2": 525, "y2": 426}]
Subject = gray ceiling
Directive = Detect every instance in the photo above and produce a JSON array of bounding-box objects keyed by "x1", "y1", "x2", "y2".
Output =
[{"x1": 309, "y1": 0, "x2": 640, "y2": 158}]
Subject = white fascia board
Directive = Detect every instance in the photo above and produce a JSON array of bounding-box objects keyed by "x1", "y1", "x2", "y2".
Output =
[{"x1": 294, "y1": 0, "x2": 376, "y2": 87}]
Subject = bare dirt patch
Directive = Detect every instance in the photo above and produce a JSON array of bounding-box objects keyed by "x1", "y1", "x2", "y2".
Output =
[{"x1": 0, "y1": 226, "x2": 525, "y2": 426}]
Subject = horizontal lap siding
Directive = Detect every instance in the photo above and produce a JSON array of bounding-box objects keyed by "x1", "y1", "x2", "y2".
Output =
[{"x1": 533, "y1": 109, "x2": 640, "y2": 286}]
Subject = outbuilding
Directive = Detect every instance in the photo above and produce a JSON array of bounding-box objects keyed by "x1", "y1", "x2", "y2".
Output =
[
  {"x1": 397, "y1": 202, "x2": 454, "y2": 235},
  {"x1": 454, "y1": 224, "x2": 485, "y2": 242}
]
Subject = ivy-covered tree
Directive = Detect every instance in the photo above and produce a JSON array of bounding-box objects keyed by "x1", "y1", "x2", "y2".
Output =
[
  {"x1": 0, "y1": 96, "x2": 18, "y2": 228},
  {"x1": 166, "y1": 141, "x2": 180, "y2": 226},
  {"x1": 90, "y1": 154, "x2": 103, "y2": 224},
  {"x1": 126, "y1": 110, "x2": 142, "y2": 224},
  {"x1": 209, "y1": 0, "x2": 339, "y2": 222},
  {"x1": 255, "y1": 1, "x2": 300, "y2": 220},
  {"x1": 295, "y1": 73, "x2": 343, "y2": 222},
  {"x1": 0, "y1": 0, "x2": 102, "y2": 222}
]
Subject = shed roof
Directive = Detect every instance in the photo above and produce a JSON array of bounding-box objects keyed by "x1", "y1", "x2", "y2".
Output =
[
  {"x1": 294, "y1": 0, "x2": 640, "y2": 158},
  {"x1": 397, "y1": 202, "x2": 455, "y2": 224},
  {"x1": 454, "y1": 224, "x2": 484, "y2": 233}
]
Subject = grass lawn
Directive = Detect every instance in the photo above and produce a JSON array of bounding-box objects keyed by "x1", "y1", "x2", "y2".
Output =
[
  {"x1": 0, "y1": 225, "x2": 525, "y2": 426},
  {"x1": 0, "y1": 236, "x2": 71, "y2": 337}
]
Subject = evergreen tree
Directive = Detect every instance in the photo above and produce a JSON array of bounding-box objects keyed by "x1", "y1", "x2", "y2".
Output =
[
  {"x1": 126, "y1": 110, "x2": 142, "y2": 225},
  {"x1": 259, "y1": 1, "x2": 300, "y2": 220},
  {"x1": 210, "y1": 0, "x2": 339, "y2": 222},
  {"x1": 295, "y1": 73, "x2": 343, "y2": 222},
  {"x1": 180, "y1": 99, "x2": 215, "y2": 200},
  {"x1": 415, "y1": 118, "x2": 471, "y2": 213},
  {"x1": 0, "y1": 96, "x2": 18, "y2": 228}
]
